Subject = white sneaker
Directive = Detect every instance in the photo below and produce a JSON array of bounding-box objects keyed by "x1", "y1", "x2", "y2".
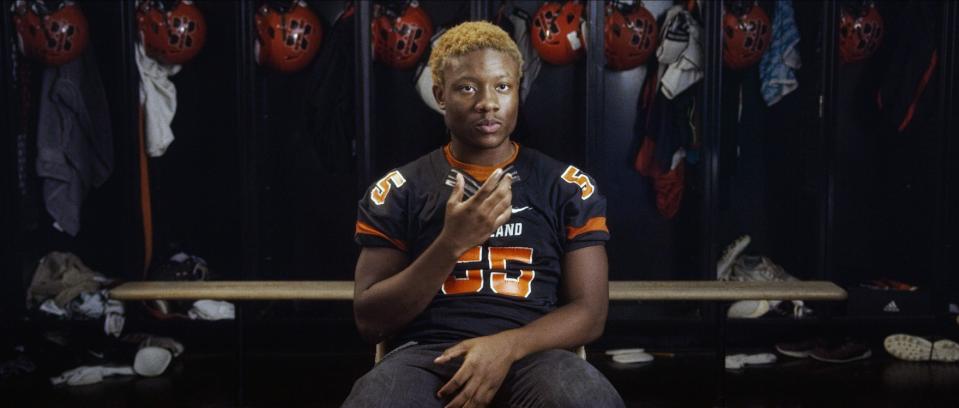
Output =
[
  {"x1": 134, "y1": 347, "x2": 172, "y2": 377},
  {"x1": 725, "y1": 352, "x2": 777, "y2": 370},
  {"x1": 717, "y1": 235, "x2": 751, "y2": 280},
  {"x1": 884, "y1": 334, "x2": 959, "y2": 362},
  {"x1": 727, "y1": 300, "x2": 770, "y2": 319},
  {"x1": 611, "y1": 352, "x2": 654, "y2": 364},
  {"x1": 605, "y1": 348, "x2": 645, "y2": 355}
]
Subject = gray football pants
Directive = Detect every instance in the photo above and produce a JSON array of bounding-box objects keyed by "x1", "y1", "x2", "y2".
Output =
[{"x1": 341, "y1": 342, "x2": 625, "y2": 408}]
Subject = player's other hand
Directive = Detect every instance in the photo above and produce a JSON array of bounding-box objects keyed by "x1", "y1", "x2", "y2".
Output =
[
  {"x1": 442, "y1": 169, "x2": 513, "y2": 255},
  {"x1": 434, "y1": 333, "x2": 516, "y2": 408}
]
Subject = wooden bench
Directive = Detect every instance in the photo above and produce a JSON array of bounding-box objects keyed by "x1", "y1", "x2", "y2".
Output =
[
  {"x1": 109, "y1": 280, "x2": 846, "y2": 356},
  {"x1": 109, "y1": 280, "x2": 846, "y2": 404}
]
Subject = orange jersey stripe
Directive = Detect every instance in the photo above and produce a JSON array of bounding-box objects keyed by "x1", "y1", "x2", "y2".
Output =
[
  {"x1": 355, "y1": 221, "x2": 407, "y2": 251},
  {"x1": 567, "y1": 217, "x2": 609, "y2": 240},
  {"x1": 443, "y1": 142, "x2": 520, "y2": 183}
]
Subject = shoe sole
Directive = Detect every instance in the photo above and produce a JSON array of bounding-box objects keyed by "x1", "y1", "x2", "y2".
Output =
[
  {"x1": 775, "y1": 346, "x2": 812, "y2": 358},
  {"x1": 809, "y1": 349, "x2": 872, "y2": 363},
  {"x1": 884, "y1": 334, "x2": 959, "y2": 362}
]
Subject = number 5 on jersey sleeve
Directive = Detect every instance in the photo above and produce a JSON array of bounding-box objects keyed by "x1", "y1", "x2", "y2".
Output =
[
  {"x1": 371, "y1": 170, "x2": 406, "y2": 206},
  {"x1": 561, "y1": 165, "x2": 595, "y2": 200}
]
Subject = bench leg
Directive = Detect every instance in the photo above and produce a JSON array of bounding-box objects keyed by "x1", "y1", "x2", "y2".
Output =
[
  {"x1": 715, "y1": 301, "x2": 729, "y2": 408},
  {"x1": 236, "y1": 303, "x2": 246, "y2": 407}
]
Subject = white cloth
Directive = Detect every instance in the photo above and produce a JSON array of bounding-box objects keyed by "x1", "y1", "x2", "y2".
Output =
[
  {"x1": 657, "y1": 6, "x2": 704, "y2": 100},
  {"x1": 104, "y1": 298, "x2": 125, "y2": 337},
  {"x1": 39, "y1": 299, "x2": 68, "y2": 317},
  {"x1": 725, "y1": 353, "x2": 777, "y2": 370},
  {"x1": 136, "y1": 42, "x2": 181, "y2": 157},
  {"x1": 188, "y1": 300, "x2": 235, "y2": 320},
  {"x1": 50, "y1": 365, "x2": 134, "y2": 386}
]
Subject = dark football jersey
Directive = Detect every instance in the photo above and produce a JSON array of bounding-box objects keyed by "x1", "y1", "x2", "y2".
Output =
[{"x1": 355, "y1": 142, "x2": 609, "y2": 346}]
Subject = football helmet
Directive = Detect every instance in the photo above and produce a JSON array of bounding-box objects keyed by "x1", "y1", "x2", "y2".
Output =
[
  {"x1": 137, "y1": 0, "x2": 207, "y2": 65},
  {"x1": 838, "y1": 2, "x2": 884, "y2": 63},
  {"x1": 12, "y1": 0, "x2": 89, "y2": 66},
  {"x1": 371, "y1": 1, "x2": 433, "y2": 70},
  {"x1": 531, "y1": 0, "x2": 585, "y2": 65},
  {"x1": 722, "y1": 1, "x2": 771, "y2": 70},
  {"x1": 604, "y1": 1, "x2": 657, "y2": 70}
]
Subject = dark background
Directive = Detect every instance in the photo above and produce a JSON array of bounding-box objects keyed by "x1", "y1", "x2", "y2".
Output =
[{"x1": 0, "y1": 0, "x2": 957, "y2": 405}]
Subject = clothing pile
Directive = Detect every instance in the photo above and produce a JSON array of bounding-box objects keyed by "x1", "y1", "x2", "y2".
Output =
[{"x1": 26, "y1": 252, "x2": 125, "y2": 337}]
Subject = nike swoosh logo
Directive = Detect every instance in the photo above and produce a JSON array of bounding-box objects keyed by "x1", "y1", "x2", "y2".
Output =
[{"x1": 511, "y1": 206, "x2": 530, "y2": 214}]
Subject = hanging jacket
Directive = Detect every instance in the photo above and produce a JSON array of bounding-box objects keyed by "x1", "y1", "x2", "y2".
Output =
[
  {"x1": 296, "y1": 7, "x2": 356, "y2": 175},
  {"x1": 35, "y1": 48, "x2": 113, "y2": 236}
]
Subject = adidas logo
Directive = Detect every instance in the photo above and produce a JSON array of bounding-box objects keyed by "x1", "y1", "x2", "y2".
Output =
[{"x1": 883, "y1": 301, "x2": 900, "y2": 313}]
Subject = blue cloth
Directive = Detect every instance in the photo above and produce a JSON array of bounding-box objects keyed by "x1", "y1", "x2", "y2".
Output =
[{"x1": 759, "y1": 1, "x2": 801, "y2": 106}]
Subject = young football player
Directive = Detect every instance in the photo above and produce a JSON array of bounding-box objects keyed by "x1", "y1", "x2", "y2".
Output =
[{"x1": 344, "y1": 21, "x2": 623, "y2": 408}]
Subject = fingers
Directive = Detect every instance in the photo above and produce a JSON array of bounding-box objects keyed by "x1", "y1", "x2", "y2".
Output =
[
  {"x1": 448, "y1": 173, "x2": 465, "y2": 205},
  {"x1": 437, "y1": 363, "x2": 472, "y2": 400},
  {"x1": 435, "y1": 343, "x2": 468, "y2": 365},
  {"x1": 444, "y1": 380, "x2": 480, "y2": 408},
  {"x1": 491, "y1": 202, "x2": 513, "y2": 228},
  {"x1": 477, "y1": 173, "x2": 513, "y2": 214},
  {"x1": 468, "y1": 168, "x2": 507, "y2": 203}
]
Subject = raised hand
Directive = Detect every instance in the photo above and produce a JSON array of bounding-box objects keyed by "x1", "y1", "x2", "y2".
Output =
[{"x1": 440, "y1": 169, "x2": 513, "y2": 255}]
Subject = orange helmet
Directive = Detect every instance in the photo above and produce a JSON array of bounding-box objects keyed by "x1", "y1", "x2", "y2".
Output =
[
  {"x1": 255, "y1": 1, "x2": 323, "y2": 73},
  {"x1": 12, "y1": 0, "x2": 89, "y2": 66},
  {"x1": 371, "y1": 1, "x2": 433, "y2": 70},
  {"x1": 838, "y1": 2, "x2": 883, "y2": 64},
  {"x1": 137, "y1": 0, "x2": 207, "y2": 65},
  {"x1": 604, "y1": 1, "x2": 657, "y2": 71},
  {"x1": 722, "y1": 1, "x2": 771, "y2": 70},
  {"x1": 531, "y1": 1, "x2": 585, "y2": 65}
]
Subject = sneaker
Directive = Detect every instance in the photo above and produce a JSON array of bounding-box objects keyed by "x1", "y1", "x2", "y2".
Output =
[
  {"x1": 725, "y1": 352, "x2": 777, "y2": 370},
  {"x1": 884, "y1": 334, "x2": 959, "y2": 362},
  {"x1": 727, "y1": 300, "x2": 770, "y2": 319},
  {"x1": 717, "y1": 235, "x2": 751, "y2": 280},
  {"x1": 775, "y1": 337, "x2": 828, "y2": 358},
  {"x1": 809, "y1": 340, "x2": 872, "y2": 363},
  {"x1": 731, "y1": 255, "x2": 798, "y2": 282}
]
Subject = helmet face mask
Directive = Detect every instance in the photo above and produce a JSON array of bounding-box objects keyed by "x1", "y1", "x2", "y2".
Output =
[
  {"x1": 371, "y1": 1, "x2": 433, "y2": 70},
  {"x1": 255, "y1": 0, "x2": 323, "y2": 73},
  {"x1": 604, "y1": 1, "x2": 657, "y2": 71},
  {"x1": 13, "y1": 0, "x2": 89, "y2": 66},
  {"x1": 531, "y1": 0, "x2": 585, "y2": 66},
  {"x1": 838, "y1": 2, "x2": 883, "y2": 64},
  {"x1": 137, "y1": 0, "x2": 207, "y2": 65},
  {"x1": 722, "y1": 1, "x2": 771, "y2": 70}
]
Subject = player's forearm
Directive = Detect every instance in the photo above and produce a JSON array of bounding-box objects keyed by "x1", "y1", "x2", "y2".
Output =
[
  {"x1": 496, "y1": 298, "x2": 607, "y2": 362},
  {"x1": 354, "y1": 238, "x2": 462, "y2": 343}
]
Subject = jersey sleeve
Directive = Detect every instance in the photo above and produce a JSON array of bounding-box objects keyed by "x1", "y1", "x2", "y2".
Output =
[
  {"x1": 354, "y1": 169, "x2": 410, "y2": 251},
  {"x1": 557, "y1": 165, "x2": 610, "y2": 252}
]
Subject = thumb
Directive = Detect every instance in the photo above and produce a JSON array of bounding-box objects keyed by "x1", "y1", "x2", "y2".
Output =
[
  {"x1": 447, "y1": 173, "x2": 465, "y2": 205},
  {"x1": 434, "y1": 342, "x2": 468, "y2": 364}
]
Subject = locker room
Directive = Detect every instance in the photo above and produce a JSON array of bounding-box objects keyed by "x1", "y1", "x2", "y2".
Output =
[{"x1": 1, "y1": 0, "x2": 956, "y2": 406}]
